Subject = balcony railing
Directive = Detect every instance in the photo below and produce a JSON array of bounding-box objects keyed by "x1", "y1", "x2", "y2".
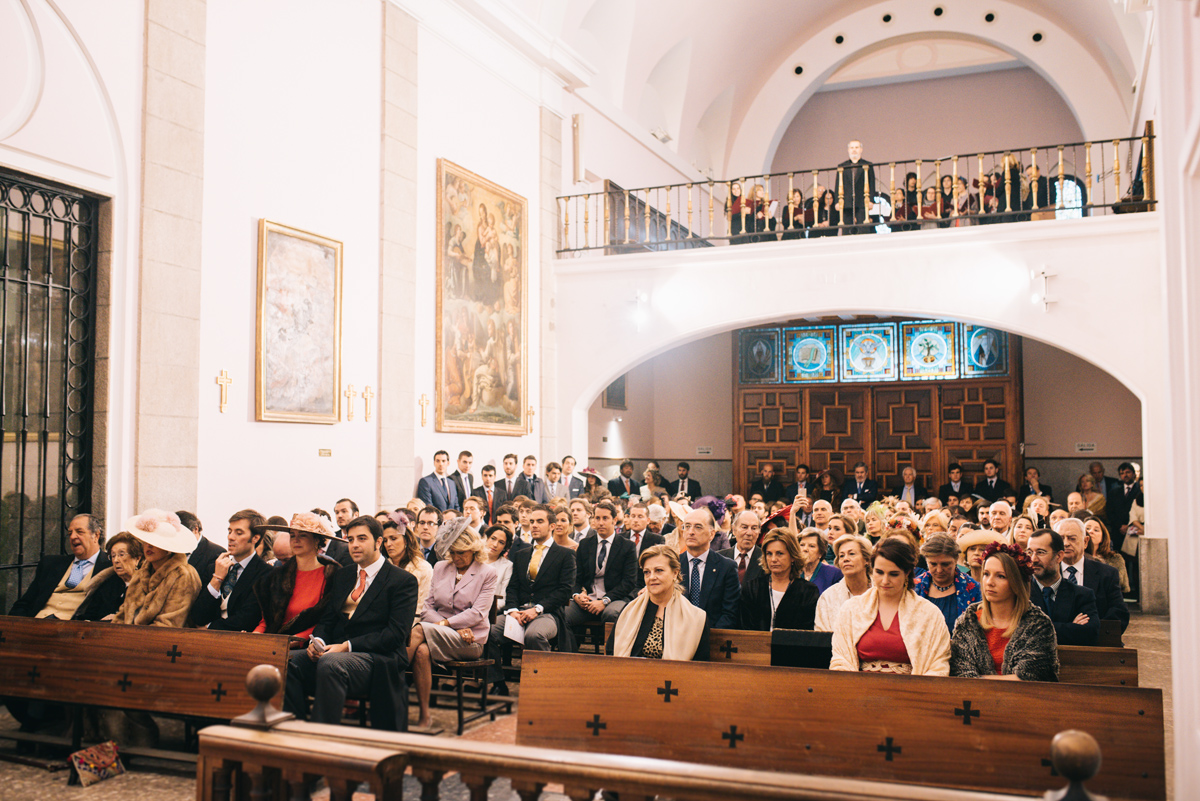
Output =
[{"x1": 557, "y1": 122, "x2": 1156, "y2": 255}]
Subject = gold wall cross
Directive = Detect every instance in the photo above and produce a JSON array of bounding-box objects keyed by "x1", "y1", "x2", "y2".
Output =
[
  {"x1": 344, "y1": 384, "x2": 357, "y2": 421},
  {"x1": 527, "y1": 405, "x2": 535, "y2": 434},
  {"x1": 215, "y1": 370, "x2": 232, "y2": 413},
  {"x1": 419, "y1": 394, "x2": 430, "y2": 427},
  {"x1": 362, "y1": 386, "x2": 375, "y2": 422}
]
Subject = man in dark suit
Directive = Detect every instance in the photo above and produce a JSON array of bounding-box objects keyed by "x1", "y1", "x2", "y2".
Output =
[
  {"x1": 889, "y1": 465, "x2": 926, "y2": 509},
  {"x1": 718, "y1": 510, "x2": 764, "y2": 586},
  {"x1": 838, "y1": 139, "x2": 879, "y2": 234},
  {"x1": 748, "y1": 463, "x2": 785, "y2": 504},
  {"x1": 1028, "y1": 529, "x2": 1100, "y2": 646},
  {"x1": 561, "y1": 455, "x2": 585, "y2": 499},
  {"x1": 1015, "y1": 466, "x2": 1053, "y2": 512},
  {"x1": 1058, "y1": 517, "x2": 1129, "y2": 632},
  {"x1": 179, "y1": 510, "x2": 223, "y2": 578},
  {"x1": 317, "y1": 501, "x2": 356, "y2": 568},
  {"x1": 840, "y1": 461, "x2": 880, "y2": 506},
  {"x1": 1105, "y1": 462, "x2": 1142, "y2": 548},
  {"x1": 1089, "y1": 461, "x2": 1121, "y2": 497},
  {"x1": 447, "y1": 450, "x2": 475, "y2": 511},
  {"x1": 471, "y1": 464, "x2": 505, "y2": 525},
  {"x1": 606, "y1": 459, "x2": 641, "y2": 498},
  {"x1": 188, "y1": 509, "x2": 273, "y2": 631},
  {"x1": 487, "y1": 503, "x2": 576, "y2": 693},
  {"x1": 782, "y1": 463, "x2": 811, "y2": 504},
  {"x1": 678, "y1": 508, "x2": 740, "y2": 629},
  {"x1": 567, "y1": 497, "x2": 596, "y2": 543},
  {"x1": 973, "y1": 459, "x2": 1015, "y2": 504},
  {"x1": 619, "y1": 503, "x2": 665, "y2": 587},
  {"x1": 417, "y1": 450, "x2": 459, "y2": 511},
  {"x1": 937, "y1": 463, "x2": 970, "y2": 505},
  {"x1": 284, "y1": 516, "x2": 417, "y2": 729},
  {"x1": 8, "y1": 513, "x2": 111, "y2": 619},
  {"x1": 512, "y1": 455, "x2": 550, "y2": 502},
  {"x1": 562, "y1": 501, "x2": 637, "y2": 652},
  {"x1": 667, "y1": 461, "x2": 702, "y2": 500},
  {"x1": 414, "y1": 506, "x2": 442, "y2": 565}
]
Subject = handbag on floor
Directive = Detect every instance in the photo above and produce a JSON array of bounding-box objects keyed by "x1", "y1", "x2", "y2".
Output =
[{"x1": 69, "y1": 740, "x2": 126, "y2": 786}]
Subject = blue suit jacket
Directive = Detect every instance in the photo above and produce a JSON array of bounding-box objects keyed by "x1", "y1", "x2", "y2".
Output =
[
  {"x1": 1030, "y1": 577, "x2": 1100, "y2": 646},
  {"x1": 679, "y1": 550, "x2": 740, "y2": 629},
  {"x1": 840, "y1": 478, "x2": 880, "y2": 506},
  {"x1": 417, "y1": 472, "x2": 458, "y2": 511}
]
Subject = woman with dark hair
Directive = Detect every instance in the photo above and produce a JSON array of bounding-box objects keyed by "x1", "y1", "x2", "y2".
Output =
[
  {"x1": 780, "y1": 188, "x2": 806, "y2": 240},
  {"x1": 807, "y1": 190, "x2": 841, "y2": 238},
  {"x1": 253, "y1": 513, "x2": 341, "y2": 640},
  {"x1": 811, "y1": 469, "x2": 842, "y2": 506},
  {"x1": 480, "y1": 524, "x2": 515, "y2": 610},
  {"x1": 641, "y1": 468, "x2": 670, "y2": 502},
  {"x1": 579, "y1": 468, "x2": 610, "y2": 503},
  {"x1": 611, "y1": 544, "x2": 709, "y2": 660},
  {"x1": 915, "y1": 533, "x2": 981, "y2": 632},
  {"x1": 740, "y1": 529, "x2": 819, "y2": 631},
  {"x1": 950, "y1": 543, "x2": 1058, "y2": 681},
  {"x1": 726, "y1": 181, "x2": 750, "y2": 242},
  {"x1": 1084, "y1": 516, "x2": 1130, "y2": 593},
  {"x1": 904, "y1": 171, "x2": 920, "y2": 211},
  {"x1": 381, "y1": 515, "x2": 432, "y2": 627},
  {"x1": 938, "y1": 174, "x2": 956, "y2": 223},
  {"x1": 830, "y1": 538, "x2": 950, "y2": 675}
]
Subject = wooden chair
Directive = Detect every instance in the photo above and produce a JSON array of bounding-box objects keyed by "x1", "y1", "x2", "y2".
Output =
[{"x1": 427, "y1": 598, "x2": 512, "y2": 734}]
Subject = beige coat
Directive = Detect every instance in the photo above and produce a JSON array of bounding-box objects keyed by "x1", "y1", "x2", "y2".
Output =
[
  {"x1": 829, "y1": 586, "x2": 951, "y2": 676},
  {"x1": 114, "y1": 552, "x2": 201, "y2": 627}
]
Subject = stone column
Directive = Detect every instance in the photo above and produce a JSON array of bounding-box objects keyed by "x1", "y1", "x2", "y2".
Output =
[
  {"x1": 377, "y1": 3, "x2": 419, "y2": 508},
  {"x1": 134, "y1": 0, "x2": 206, "y2": 511},
  {"x1": 539, "y1": 108, "x2": 563, "y2": 461}
]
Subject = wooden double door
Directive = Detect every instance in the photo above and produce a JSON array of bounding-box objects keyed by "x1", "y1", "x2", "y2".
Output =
[{"x1": 735, "y1": 381, "x2": 1023, "y2": 498}]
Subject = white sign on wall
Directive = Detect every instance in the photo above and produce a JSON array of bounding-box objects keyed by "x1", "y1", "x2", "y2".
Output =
[
  {"x1": 696, "y1": 446, "x2": 713, "y2": 456},
  {"x1": 1075, "y1": 442, "x2": 1097, "y2": 453}
]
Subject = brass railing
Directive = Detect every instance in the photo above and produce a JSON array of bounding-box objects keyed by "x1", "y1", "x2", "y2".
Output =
[{"x1": 558, "y1": 122, "x2": 1156, "y2": 255}]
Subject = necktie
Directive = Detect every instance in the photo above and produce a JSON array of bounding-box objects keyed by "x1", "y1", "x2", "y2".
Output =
[
  {"x1": 441, "y1": 477, "x2": 449, "y2": 501},
  {"x1": 1042, "y1": 586, "x2": 1054, "y2": 610},
  {"x1": 351, "y1": 568, "x2": 367, "y2": 602},
  {"x1": 1125, "y1": 485, "x2": 1131, "y2": 496},
  {"x1": 507, "y1": 479, "x2": 512, "y2": 494},
  {"x1": 681, "y1": 479, "x2": 688, "y2": 495},
  {"x1": 487, "y1": 489, "x2": 494, "y2": 517},
  {"x1": 688, "y1": 558, "x2": 702, "y2": 606},
  {"x1": 221, "y1": 563, "x2": 242, "y2": 599},
  {"x1": 65, "y1": 559, "x2": 89, "y2": 589},
  {"x1": 738, "y1": 553, "x2": 748, "y2": 583},
  {"x1": 857, "y1": 483, "x2": 863, "y2": 495},
  {"x1": 1065, "y1": 565, "x2": 1078, "y2": 585},
  {"x1": 597, "y1": 539, "x2": 608, "y2": 571},
  {"x1": 529, "y1": 543, "x2": 546, "y2": 580},
  {"x1": 989, "y1": 479, "x2": 995, "y2": 488}
]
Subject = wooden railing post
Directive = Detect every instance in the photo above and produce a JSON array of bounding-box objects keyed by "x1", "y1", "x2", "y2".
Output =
[{"x1": 1144, "y1": 119, "x2": 1156, "y2": 209}]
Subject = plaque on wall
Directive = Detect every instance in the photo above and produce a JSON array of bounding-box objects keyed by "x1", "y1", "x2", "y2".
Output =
[
  {"x1": 739, "y1": 328, "x2": 781, "y2": 384},
  {"x1": 960, "y1": 324, "x2": 1008, "y2": 377},
  {"x1": 900, "y1": 321, "x2": 957, "y2": 380},
  {"x1": 840, "y1": 323, "x2": 897, "y2": 382},
  {"x1": 783, "y1": 326, "x2": 836, "y2": 383}
]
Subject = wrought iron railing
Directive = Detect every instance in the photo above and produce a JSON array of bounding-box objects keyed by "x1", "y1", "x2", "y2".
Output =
[{"x1": 558, "y1": 122, "x2": 1155, "y2": 255}]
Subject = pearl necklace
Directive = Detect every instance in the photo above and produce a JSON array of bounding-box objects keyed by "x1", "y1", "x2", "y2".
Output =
[{"x1": 932, "y1": 580, "x2": 954, "y2": 592}]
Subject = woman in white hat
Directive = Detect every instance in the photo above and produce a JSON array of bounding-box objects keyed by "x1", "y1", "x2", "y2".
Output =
[{"x1": 113, "y1": 509, "x2": 202, "y2": 627}]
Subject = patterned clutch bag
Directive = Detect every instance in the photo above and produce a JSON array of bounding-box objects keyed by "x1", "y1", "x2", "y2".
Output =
[{"x1": 70, "y1": 740, "x2": 126, "y2": 786}]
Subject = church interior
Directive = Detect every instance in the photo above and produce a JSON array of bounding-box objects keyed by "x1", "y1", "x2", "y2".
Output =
[{"x1": 1, "y1": 0, "x2": 1198, "y2": 798}]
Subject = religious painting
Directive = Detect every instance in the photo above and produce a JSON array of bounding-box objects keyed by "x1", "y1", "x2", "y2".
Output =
[
  {"x1": 960, "y1": 324, "x2": 1009, "y2": 377},
  {"x1": 840, "y1": 323, "x2": 897, "y2": 382},
  {"x1": 738, "y1": 328, "x2": 780, "y2": 384},
  {"x1": 783, "y1": 326, "x2": 836, "y2": 383},
  {"x1": 255, "y1": 219, "x2": 342, "y2": 424},
  {"x1": 602, "y1": 374, "x2": 627, "y2": 410},
  {"x1": 436, "y1": 159, "x2": 527, "y2": 435},
  {"x1": 900, "y1": 321, "x2": 957, "y2": 380}
]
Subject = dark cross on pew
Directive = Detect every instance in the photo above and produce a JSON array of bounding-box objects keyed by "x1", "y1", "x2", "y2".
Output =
[
  {"x1": 718, "y1": 640, "x2": 738, "y2": 659},
  {"x1": 0, "y1": 630, "x2": 6, "y2": 645},
  {"x1": 877, "y1": 737, "x2": 902, "y2": 761},
  {"x1": 27, "y1": 666, "x2": 41, "y2": 683},
  {"x1": 657, "y1": 681, "x2": 679, "y2": 703},
  {"x1": 585, "y1": 714, "x2": 606, "y2": 736},
  {"x1": 1041, "y1": 758, "x2": 1060, "y2": 777},
  {"x1": 211, "y1": 682, "x2": 227, "y2": 702},
  {"x1": 166, "y1": 645, "x2": 183, "y2": 663},
  {"x1": 954, "y1": 700, "x2": 980, "y2": 725},
  {"x1": 722, "y1": 725, "x2": 745, "y2": 749},
  {"x1": 117, "y1": 674, "x2": 133, "y2": 692}
]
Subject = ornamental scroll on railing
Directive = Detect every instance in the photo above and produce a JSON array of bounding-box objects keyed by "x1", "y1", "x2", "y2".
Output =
[{"x1": 558, "y1": 121, "x2": 1156, "y2": 255}]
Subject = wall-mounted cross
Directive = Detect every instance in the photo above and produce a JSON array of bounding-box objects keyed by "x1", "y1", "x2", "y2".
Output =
[
  {"x1": 955, "y1": 701, "x2": 980, "y2": 725},
  {"x1": 344, "y1": 384, "x2": 357, "y2": 421},
  {"x1": 166, "y1": 645, "x2": 183, "y2": 663},
  {"x1": 585, "y1": 714, "x2": 606, "y2": 736},
  {"x1": 215, "y1": 370, "x2": 232, "y2": 413},
  {"x1": 722, "y1": 725, "x2": 745, "y2": 748},
  {"x1": 657, "y1": 681, "x2": 679, "y2": 703},
  {"x1": 419, "y1": 394, "x2": 430, "y2": 427},
  {"x1": 362, "y1": 386, "x2": 375, "y2": 422}
]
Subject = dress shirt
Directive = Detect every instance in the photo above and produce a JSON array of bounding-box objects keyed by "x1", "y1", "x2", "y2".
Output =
[
  {"x1": 207, "y1": 551, "x2": 256, "y2": 601},
  {"x1": 1034, "y1": 574, "x2": 1064, "y2": 599},
  {"x1": 627, "y1": 528, "x2": 646, "y2": 550},
  {"x1": 950, "y1": 481, "x2": 962, "y2": 493},
  {"x1": 591, "y1": 533, "x2": 614, "y2": 598},
  {"x1": 67, "y1": 551, "x2": 100, "y2": 586},
  {"x1": 686, "y1": 549, "x2": 709, "y2": 593},
  {"x1": 312, "y1": 554, "x2": 385, "y2": 652},
  {"x1": 678, "y1": 478, "x2": 689, "y2": 497},
  {"x1": 901, "y1": 485, "x2": 916, "y2": 505},
  {"x1": 1061, "y1": 557, "x2": 1085, "y2": 586}
]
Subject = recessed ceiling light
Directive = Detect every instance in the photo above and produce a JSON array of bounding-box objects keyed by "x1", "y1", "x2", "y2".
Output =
[
  {"x1": 933, "y1": 6, "x2": 944, "y2": 16},
  {"x1": 794, "y1": 65, "x2": 804, "y2": 75},
  {"x1": 835, "y1": 34, "x2": 845, "y2": 44},
  {"x1": 1032, "y1": 31, "x2": 1044, "y2": 42},
  {"x1": 985, "y1": 12, "x2": 995, "y2": 22},
  {"x1": 882, "y1": 13, "x2": 893, "y2": 23}
]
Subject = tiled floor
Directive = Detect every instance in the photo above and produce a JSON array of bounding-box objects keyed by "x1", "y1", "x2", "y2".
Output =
[{"x1": 0, "y1": 613, "x2": 1173, "y2": 801}]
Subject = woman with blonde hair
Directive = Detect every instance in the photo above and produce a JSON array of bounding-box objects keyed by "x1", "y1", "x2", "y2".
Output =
[
  {"x1": 740, "y1": 529, "x2": 819, "y2": 631},
  {"x1": 814, "y1": 534, "x2": 872, "y2": 631},
  {"x1": 610, "y1": 544, "x2": 709, "y2": 660},
  {"x1": 113, "y1": 510, "x2": 202, "y2": 628},
  {"x1": 1076, "y1": 474, "x2": 1107, "y2": 515}
]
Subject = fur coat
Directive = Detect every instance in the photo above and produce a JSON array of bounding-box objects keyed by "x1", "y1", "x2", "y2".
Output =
[
  {"x1": 252, "y1": 555, "x2": 340, "y2": 635},
  {"x1": 950, "y1": 601, "x2": 1059, "y2": 681},
  {"x1": 829, "y1": 586, "x2": 951, "y2": 676},
  {"x1": 114, "y1": 553, "x2": 201, "y2": 627}
]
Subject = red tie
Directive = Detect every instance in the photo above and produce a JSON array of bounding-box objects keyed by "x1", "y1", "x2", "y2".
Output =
[
  {"x1": 738, "y1": 553, "x2": 748, "y2": 583},
  {"x1": 632, "y1": 532, "x2": 641, "y2": 549},
  {"x1": 351, "y1": 569, "x2": 367, "y2": 602},
  {"x1": 487, "y1": 489, "x2": 494, "y2": 517}
]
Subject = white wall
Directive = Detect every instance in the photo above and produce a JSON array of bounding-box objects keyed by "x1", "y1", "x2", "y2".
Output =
[{"x1": 195, "y1": 0, "x2": 382, "y2": 527}]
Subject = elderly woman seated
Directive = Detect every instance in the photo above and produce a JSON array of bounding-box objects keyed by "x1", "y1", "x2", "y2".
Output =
[
  {"x1": 814, "y1": 533, "x2": 873, "y2": 631},
  {"x1": 112, "y1": 510, "x2": 202, "y2": 627},
  {"x1": 610, "y1": 545, "x2": 709, "y2": 660},
  {"x1": 407, "y1": 519, "x2": 497, "y2": 730},
  {"x1": 76, "y1": 532, "x2": 143, "y2": 621},
  {"x1": 252, "y1": 513, "x2": 342, "y2": 640},
  {"x1": 740, "y1": 529, "x2": 819, "y2": 631},
  {"x1": 915, "y1": 533, "x2": 981, "y2": 633}
]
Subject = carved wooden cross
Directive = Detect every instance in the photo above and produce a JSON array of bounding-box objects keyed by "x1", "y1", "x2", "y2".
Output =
[
  {"x1": 419, "y1": 394, "x2": 430, "y2": 427},
  {"x1": 215, "y1": 370, "x2": 232, "y2": 413},
  {"x1": 527, "y1": 405, "x2": 536, "y2": 434},
  {"x1": 362, "y1": 386, "x2": 375, "y2": 422},
  {"x1": 344, "y1": 384, "x2": 357, "y2": 421}
]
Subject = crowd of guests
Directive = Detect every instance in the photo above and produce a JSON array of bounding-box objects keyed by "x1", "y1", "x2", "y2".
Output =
[{"x1": 4, "y1": 448, "x2": 1143, "y2": 734}]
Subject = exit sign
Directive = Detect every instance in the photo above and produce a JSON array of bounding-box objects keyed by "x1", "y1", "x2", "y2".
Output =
[
  {"x1": 696, "y1": 446, "x2": 713, "y2": 456},
  {"x1": 1075, "y1": 442, "x2": 1096, "y2": 453}
]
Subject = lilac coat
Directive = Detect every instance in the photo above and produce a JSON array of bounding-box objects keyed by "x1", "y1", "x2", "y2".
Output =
[{"x1": 422, "y1": 559, "x2": 497, "y2": 642}]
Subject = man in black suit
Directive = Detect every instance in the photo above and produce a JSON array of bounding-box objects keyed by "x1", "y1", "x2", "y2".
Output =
[
  {"x1": 606, "y1": 459, "x2": 641, "y2": 498},
  {"x1": 619, "y1": 503, "x2": 665, "y2": 587},
  {"x1": 562, "y1": 501, "x2": 637, "y2": 652},
  {"x1": 782, "y1": 463, "x2": 811, "y2": 504},
  {"x1": 718, "y1": 510, "x2": 764, "y2": 586},
  {"x1": 471, "y1": 464, "x2": 504, "y2": 525},
  {"x1": 937, "y1": 463, "x2": 969, "y2": 505},
  {"x1": 448, "y1": 450, "x2": 475, "y2": 512},
  {"x1": 8, "y1": 513, "x2": 110, "y2": 619},
  {"x1": 1028, "y1": 529, "x2": 1100, "y2": 645},
  {"x1": 973, "y1": 459, "x2": 1015, "y2": 504},
  {"x1": 840, "y1": 462, "x2": 880, "y2": 506},
  {"x1": 323, "y1": 500, "x2": 357, "y2": 567},
  {"x1": 748, "y1": 463, "x2": 785, "y2": 504},
  {"x1": 890, "y1": 465, "x2": 925, "y2": 509},
  {"x1": 1089, "y1": 461, "x2": 1121, "y2": 497},
  {"x1": 487, "y1": 503, "x2": 576, "y2": 693},
  {"x1": 667, "y1": 461, "x2": 702, "y2": 500},
  {"x1": 512, "y1": 455, "x2": 550, "y2": 502},
  {"x1": 284, "y1": 516, "x2": 417, "y2": 728},
  {"x1": 561, "y1": 455, "x2": 585, "y2": 499},
  {"x1": 1015, "y1": 466, "x2": 1053, "y2": 512},
  {"x1": 1105, "y1": 463, "x2": 1142, "y2": 548},
  {"x1": 567, "y1": 498, "x2": 595, "y2": 543},
  {"x1": 188, "y1": 509, "x2": 273, "y2": 631},
  {"x1": 1058, "y1": 517, "x2": 1129, "y2": 632},
  {"x1": 678, "y1": 508, "x2": 740, "y2": 629},
  {"x1": 414, "y1": 506, "x2": 442, "y2": 565},
  {"x1": 179, "y1": 510, "x2": 223, "y2": 578},
  {"x1": 837, "y1": 139, "x2": 879, "y2": 234}
]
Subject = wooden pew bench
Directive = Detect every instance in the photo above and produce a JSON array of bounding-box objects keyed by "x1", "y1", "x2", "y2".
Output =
[{"x1": 516, "y1": 651, "x2": 1166, "y2": 800}]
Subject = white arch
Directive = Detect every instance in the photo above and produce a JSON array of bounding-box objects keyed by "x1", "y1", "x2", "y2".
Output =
[{"x1": 727, "y1": 1, "x2": 1131, "y2": 176}]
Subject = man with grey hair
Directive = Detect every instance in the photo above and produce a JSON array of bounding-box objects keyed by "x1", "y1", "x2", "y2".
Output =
[
  {"x1": 988, "y1": 500, "x2": 1013, "y2": 541},
  {"x1": 718, "y1": 510, "x2": 764, "y2": 585},
  {"x1": 678, "y1": 508, "x2": 740, "y2": 628},
  {"x1": 1055, "y1": 516, "x2": 1128, "y2": 632}
]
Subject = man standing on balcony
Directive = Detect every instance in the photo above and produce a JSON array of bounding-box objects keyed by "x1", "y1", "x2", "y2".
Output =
[{"x1": 838, "y1": 139, "x2": 878, "y2": 234}]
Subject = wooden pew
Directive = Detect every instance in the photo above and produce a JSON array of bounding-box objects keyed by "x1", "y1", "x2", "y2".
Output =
[
  {"x1": 0, "y1": 615, "x2": 289, "y2": 727},
  {"x1": 516, "y1": 651, "x2": 1166, "y2": 800}
]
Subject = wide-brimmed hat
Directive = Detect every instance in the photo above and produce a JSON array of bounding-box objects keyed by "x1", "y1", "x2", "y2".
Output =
[
  {"x1": 956, "y1": 529, "x2": 1005, "y2": 551},
  {"x1": 122, "y1": 509, "x2": 197, "y2": 555},
  {"x1": 579, "y1": 467, "x2": 603, "y2": 483},
  {"x1": 257, "y1": 511, "x2": 346, "y2": 542}
]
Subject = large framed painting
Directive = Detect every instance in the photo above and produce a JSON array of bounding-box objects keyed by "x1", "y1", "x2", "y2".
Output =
[
  {"x1": 255, "y1": 219, "x2": 343, "y2": 424},
  {"x1": 783, "y1": 325, "x2": 837, "y2": 383},
  {"x1": 900, "y1": 320, "x2": 957, "y2": 380},
  {"x1": 436, "y1": 159, "x2": 527, "y2": 434}
]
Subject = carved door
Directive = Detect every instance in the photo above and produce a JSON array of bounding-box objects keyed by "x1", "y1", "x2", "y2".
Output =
[
  {"x1": 806, "y1": 388, "x2": 869, "y2": 479},
  {"x1": 873, "y1": 388, "x2": 936, "y2": 493},
  {"x1": 739, "y1": 388, "x2": 801, "y2": 489},
  {"x1": 939, "y1": 383, "x2": 1019, "y2": 480}
]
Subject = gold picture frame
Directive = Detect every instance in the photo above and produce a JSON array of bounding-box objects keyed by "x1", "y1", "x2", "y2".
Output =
[
  {"x1": 435, "y1": 159, "x2": 527, "y2": 435},
  {"x1": 255, "y1": 219, "x2": 343, "y2": 424}
]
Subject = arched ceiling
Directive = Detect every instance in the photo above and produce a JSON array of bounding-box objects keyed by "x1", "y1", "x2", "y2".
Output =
[{"x1": 540, "y1": 0, "x2": 1147, "y2": 175}]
